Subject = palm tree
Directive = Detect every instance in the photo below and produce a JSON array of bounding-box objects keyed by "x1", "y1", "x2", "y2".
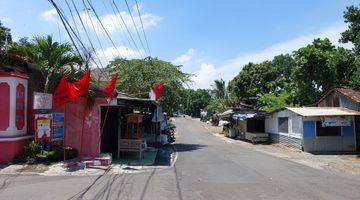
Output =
[
  {"x1": 212, "y1": 79, "x2": 226, "y2": 99},
  {"x1": 10, "y1": 35, "x2": 82, "y2": 92}
]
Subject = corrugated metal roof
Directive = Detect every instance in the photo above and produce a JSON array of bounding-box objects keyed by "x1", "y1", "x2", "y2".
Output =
[
  {"x1": 336, "y1": 87, "x2": 360, "y2": 103},
  {"x1": 286, "y1": 107, "x2": 360, "y2": 117}
]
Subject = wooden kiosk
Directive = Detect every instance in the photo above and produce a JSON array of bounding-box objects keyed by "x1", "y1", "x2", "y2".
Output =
[{"x1": 119, "y1": 114, "x2": 146, "y2": 159}]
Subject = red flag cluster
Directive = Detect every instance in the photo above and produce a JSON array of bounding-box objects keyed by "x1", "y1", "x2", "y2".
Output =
[
  {"x1": 53, "y1": 71, "x2": 119, "y2": 106},
  {"x1": 53, "y1": 71, "x2": 91, "y2": 106},
  {"x1": 150, "y1": 81, "x2": 166, "y2": 100}
]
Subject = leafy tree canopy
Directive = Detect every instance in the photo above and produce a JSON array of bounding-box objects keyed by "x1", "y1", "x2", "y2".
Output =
[
  {"x1": 0, "y1": 21, "x2": 12, "y2": 50},
  {"x1": 107, "y1": 57, "x2": 191, "y2": 113},
  {"x1": 9, "y1": 35, "x2": 82, "y2": 92}
]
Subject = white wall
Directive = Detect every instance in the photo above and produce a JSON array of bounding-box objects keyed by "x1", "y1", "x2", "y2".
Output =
[{"x1": 265, "y1": 109, "x2": 302, "y2": 139}]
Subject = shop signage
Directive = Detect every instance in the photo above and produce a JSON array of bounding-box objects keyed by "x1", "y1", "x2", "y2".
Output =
[
  {"x1": 33, "y1": 92, "x2": 53, "y2": 110},
  {"x1": 52, "y1": 113, "x2": 64, "y2": 140},
  {"x1": 322, "y1": 116, "x2": 351, "y2": 127},
  {"x1": 35, "y1": 114, "x2": 52, "y2": 141}
]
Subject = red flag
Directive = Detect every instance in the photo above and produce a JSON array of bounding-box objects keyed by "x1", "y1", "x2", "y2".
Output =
[
  {"x1": 53, "y1": 76, "x2": 72, "y2": 106},
  {"x1": 103, "y1": 72, "x2": 118, "y2": 99},
  {"x1": 69, "y1": 71, "x2": 90, "y2": 101},
  {"x1": 150, "y1": 81, "x2": 166, "y2": 100}
]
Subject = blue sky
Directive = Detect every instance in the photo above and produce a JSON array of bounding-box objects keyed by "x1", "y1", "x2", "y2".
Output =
[{"x1": 0, "y1": 0, "x2": 358, "y2": 88}]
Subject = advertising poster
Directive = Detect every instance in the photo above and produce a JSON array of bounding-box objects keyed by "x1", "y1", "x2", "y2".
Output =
[
  {"x1": 52, "y1": 113, "x2": 64, "y2": 140},
  {"x1": 35, "y1": 114, "x2": 52, "y2": 141}
]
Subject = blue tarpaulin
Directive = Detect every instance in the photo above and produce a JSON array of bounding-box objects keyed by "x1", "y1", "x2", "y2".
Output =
[{"x1": 232, "y1": 113, "x2": 256, "y2": 121}]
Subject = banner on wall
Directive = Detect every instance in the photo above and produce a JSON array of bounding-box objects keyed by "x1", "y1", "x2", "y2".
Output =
[
  {"x1": 322, "y1": 116, "x2": 351, "y2": 127},
  {"x1": 35, "y1": 114, "x2": 52, "y2": 141},
  {"x1": 52, "y1": 113, "x2": 64, "y2": 141}
]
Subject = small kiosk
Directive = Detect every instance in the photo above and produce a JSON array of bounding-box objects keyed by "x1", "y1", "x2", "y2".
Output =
[{"x1": 119, "y1": 114, "x2": 146, "y2": 159}]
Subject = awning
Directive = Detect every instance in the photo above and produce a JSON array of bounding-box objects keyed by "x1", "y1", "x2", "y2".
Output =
[
  {"x1": 286, "y1": 107, "x2": 360, "y2": 117},
  {"x1": 219, "y1": 109, "x2": 234, "y2": 117},
  {"x1": 232, "y1": 113, "x2": 256, "y2": 120}
]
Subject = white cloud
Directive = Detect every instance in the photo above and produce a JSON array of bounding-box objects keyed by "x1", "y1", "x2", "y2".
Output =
[
  {"x1": 71, "y1": 10, "x2": 160, "y2": 35},
  {"x1": 218, "y1": 24, "x2": 350, "y2": 81},
  {"x1": 175, "y1": 24, "x2": 351, "y2": 89},
  {"x1": 41, "y1": 4, "x2": 161, "y2": 36},
  {"x1": 192, "y1": 63, "x2": 217, "y2": 89},
  {"x1": 41, "y1": 8, "x2": 58, "y2": 23},
  {"x1": 97, "y1": 45, "x2": 145, "y2": 61},
  {"x1": 172, "y1": 48, "x2": 195, "y2": 65}
]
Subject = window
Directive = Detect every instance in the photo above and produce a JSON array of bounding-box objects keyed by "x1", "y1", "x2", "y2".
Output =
[
  {"x1": 316, "y1": 121, "x2": 341, "y2": 136},
  {"x1": 278, "y1": 117, "x2": 288, "y2": 133}
]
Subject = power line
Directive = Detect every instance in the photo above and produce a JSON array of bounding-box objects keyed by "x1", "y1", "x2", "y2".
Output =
[
  {"x1": 64, "y1": 0, "x2": 81, "y2": 38},
  {"x1": 134, "y1": 0, "x2": 151, "y2": 56},
  {"x1": 100, "y1": 0, "x2": 137, "y2": 58},
  {"x1": 49, "y1": 0, "x2": 84, "y2": 62},
  {"x1": 124, "y1": 0, "x2": 148, "y2": 56},
  {"x1": 112, "y1": 0, "x2": 144, "y2": 58},
  {"x1": 70, "y1": 0, "x2": 105, "y2": 69},
  {"x1": 50, "y1": 0, "x2": 103, "y2": 71},
  {"x1": 85, "y1": 0, "x2": 124, "y2": 58},
  {"x1": 108, "y1": 0, "x2": 143, "y2": 58}
]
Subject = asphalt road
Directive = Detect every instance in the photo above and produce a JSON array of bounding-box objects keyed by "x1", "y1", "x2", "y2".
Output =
[{"x1": 1, "y1": 117, "x2": 360, "y2": 200}]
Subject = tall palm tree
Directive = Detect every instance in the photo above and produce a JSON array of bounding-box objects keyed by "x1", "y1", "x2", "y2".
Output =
[
  {"x1": 10, "y1": 35, "x2": 82, "y2": 92},
  {"x1": 212, "y1": 79, "x2": 226, "y2": 99}
]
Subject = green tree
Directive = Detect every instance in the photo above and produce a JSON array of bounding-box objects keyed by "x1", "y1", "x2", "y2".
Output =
[
  {"x1": 257, "y1": 89, "x2": 295, "y2": 112},
  {"x1": 107, "y1": 57, "x2": 191, "y2": 113},
  {"x1": 10, "y1": 35, "x2": 82, "y2": 92},
  {"x1": 228, "y1": 61, "x2": 277, "y2": 105},
  {"x1": 211, "y1": 79, "x2": 226, "y2": 99},
  {"x1": 181, "y1": 89, "x2": 212, "y2": 117},
  {"x1": 0, "y1": 21, "x2": 12, "y2": 50},
  {"x1": 205, "y1": 98, "x2": 228, "y2": 114},
  {"x1": 340, "y1": 5, "x2": 360, "y2": 54},
  {"x1": 292, "y1": 38, "x2": 337, "y2": 105}
]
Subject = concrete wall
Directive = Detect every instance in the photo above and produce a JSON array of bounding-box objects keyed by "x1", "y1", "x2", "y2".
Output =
[
  {"x1": 54, "y1": 97, "x2": 108, "y2": 158},
  {"x1": 302, "y1": 116, "x2": 356, "y2": 152},
  {"x1": 265, "y1": 109, "x2": 303, "y2": 149}
]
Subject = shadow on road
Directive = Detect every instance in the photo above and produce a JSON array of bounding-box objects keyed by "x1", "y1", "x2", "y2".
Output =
[{"x1": 173, "y1": 143, "x2": 207, "y2": 152}]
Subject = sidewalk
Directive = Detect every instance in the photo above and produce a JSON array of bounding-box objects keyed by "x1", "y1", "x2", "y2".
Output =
[{"x1": 197, "y1": 118, "x2": 360, "y2": 175}]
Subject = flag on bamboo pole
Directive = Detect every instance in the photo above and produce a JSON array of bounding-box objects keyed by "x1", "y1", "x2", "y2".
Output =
[
  {"x1": 53, "y1": 71, "x2": 91, "y2": 106},
  {"x1": 69, "y1": 71, "x2": 90, "y2": 101},
  {"x1": 149, "y1": 81, "x2": 166, "y2": 100},
  {"x1": 53, "y1": 76, "x2": 71, "y2": 106},
  {"x1": 103, "y1": 72, "x2": 118, "y2": 99}
]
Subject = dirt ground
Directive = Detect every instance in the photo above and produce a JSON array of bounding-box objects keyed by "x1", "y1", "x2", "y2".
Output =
[{"x1": 198, "y1": 118, "x2": 360, "y2": 175}]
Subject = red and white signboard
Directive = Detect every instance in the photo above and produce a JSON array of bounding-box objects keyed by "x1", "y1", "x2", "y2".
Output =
[
  {"x1": 33, "y1": 92, "x2": 53, "y2": 110},
  {"x1": 35, "y1": 114, "x2": 52, "y2": 141}
]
